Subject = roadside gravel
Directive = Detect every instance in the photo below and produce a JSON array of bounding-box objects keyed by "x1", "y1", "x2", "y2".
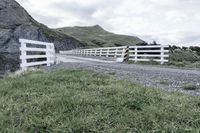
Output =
[{"x1": 48, "y1": 57, "x2": 200, "y2": 96}]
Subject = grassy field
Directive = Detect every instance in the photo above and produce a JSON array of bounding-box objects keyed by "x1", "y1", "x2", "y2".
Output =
[{"x1": 0, "y1": 70, "x2": 200, "y2": 132}]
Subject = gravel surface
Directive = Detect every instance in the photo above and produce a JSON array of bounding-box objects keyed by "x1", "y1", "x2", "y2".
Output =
[{"x1": 48, "y1": 55, "x2": 200, "y2": 96}]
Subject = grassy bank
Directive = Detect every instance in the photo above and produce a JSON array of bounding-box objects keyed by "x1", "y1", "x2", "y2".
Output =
[{"x1": 0, "y1": 70, "x2": 200, "y2": 132}]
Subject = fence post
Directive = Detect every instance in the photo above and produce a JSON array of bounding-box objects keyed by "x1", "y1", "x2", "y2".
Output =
[
  {"x1": 46, "y1": 45, "x2": 51, "y2": 66},
  {"x1": 114, "y1": 48, "x2": 118, "y2": 58},
  {"x1": 134, "y1": 46, "x2": 138, "y2": 63},
  {"x1": 82, "y1": 50, "x2": 84, "y2": 56},
  {"x1": 80, "y1": 50, "x2": 82, "y2": 56},
  {"x1": 100, "y1": 49, "x2": 102, "y2": 56},
  {"x1": 20, "y1": 41, "x2": 27, "y2": 71},
  {"x1": 94, "y1": 49, "x2": 97, "y2": 56},
  {"x1": 123, "y1": 46, "x2": 129, "y2": 61},
  {"x1": 107, "y1": 49, "x2": 110, "y2": 57},
  {"x1": 160, "y1": 46, "x2": 164, "y2": 65},
  {"x1": 52, "y1": 44, "x2": 56, "y2": 63}
]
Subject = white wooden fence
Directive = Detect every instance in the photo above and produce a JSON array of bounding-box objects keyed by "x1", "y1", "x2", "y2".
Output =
[
  {"x1": 19, "y1": 39, "x2": 55, "y2": 71},
  {"x1": 60, "y1": 45, "x2": 169, "y2": 64},
  {"x1": 129, "y1": 45, "x2": 169, "y2": 64},
  {"x1": 60, "y1": 46, "x2": 129, "y2": 59}
]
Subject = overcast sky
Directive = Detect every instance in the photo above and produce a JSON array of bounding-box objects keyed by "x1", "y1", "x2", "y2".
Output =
[{"x1": 16, "y1": 0, "x2": 200, "y2": 46}]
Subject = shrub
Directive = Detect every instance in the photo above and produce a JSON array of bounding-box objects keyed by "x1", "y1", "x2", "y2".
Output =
[
  {"x1": 183, "y1": 84, "x2": 198, "y2": 90},
  {"x1": 169, "y1": 49, "x2": 199, "y2": 63}
]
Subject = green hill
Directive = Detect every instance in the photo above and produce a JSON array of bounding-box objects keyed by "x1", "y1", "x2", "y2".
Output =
[{"x1": 56, "y1": 25, "x2": 145, "y2": 48}]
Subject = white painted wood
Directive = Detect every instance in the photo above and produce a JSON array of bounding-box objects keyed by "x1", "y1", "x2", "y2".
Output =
[
  {"x1": 129, "y1": 50, "x2": 169, "y2": 53},
  {"x1": 130, "y1": 54, "x2": 169, "y2": 57},
  {"x1": 19, "y1": 39, "x2": 53, "y2": 46},
  {"x1": 134, "y1": 47, "x2": 138, "y2": 63},
  {"x1": 19, "y1": 39, "x2": 55, "y2": 70},
  {"x1": 160, "y1": 46, "x2": 165, "y2": 64},
  {"x1": 20, "y1": 42, "x2": 27, "y2": 71},
  {"x1": 21, "y1": 48, "x2": 49, "y2": 52},
  {"x1": 21, "y1": 61, "x2": 54, "y2": 67},
  {"x1": 46, "y1": 45, "x2": 51, "y2": 66},
  {"x1": 129, "y1": 45, "x2": 169, "y2": 48},
  {"x1": 114, "y1": 48, "x2": 118, "y2": 58},
  {"x1": 59, "y1": 45, "x2": 169, "y2": 64},
  {"x1": 20, "y1": 55, "x2": 53, "y2": 59},
  {"x1": 129, "y1": 45, "x2": 169, "y2": 64}
]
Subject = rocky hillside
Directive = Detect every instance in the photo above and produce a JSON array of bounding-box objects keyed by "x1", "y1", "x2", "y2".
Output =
[
  {"x1": 0, "y1": 0, "x2": 83, "y2": 73},
  {"x1": 56, "y1": 25, "x2": 145, "y2": 48}
]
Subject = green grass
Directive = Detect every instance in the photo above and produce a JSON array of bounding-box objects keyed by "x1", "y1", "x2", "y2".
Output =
[{"x1": 0, "y1": 70, "x2": 200, "y2": 132}]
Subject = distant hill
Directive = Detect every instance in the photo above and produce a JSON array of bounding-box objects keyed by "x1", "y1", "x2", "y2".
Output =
[{"x1": 56, "y1": 25, "x2": 145, "y2": 48}]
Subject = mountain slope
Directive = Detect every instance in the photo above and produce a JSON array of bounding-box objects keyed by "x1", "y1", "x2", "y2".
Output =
[
  {"x1": 56, "y1": 25, "x2": 145, "y2": 48},
  {"x1": 0, "y1": 0, "x2": 83, "y2": 72}
]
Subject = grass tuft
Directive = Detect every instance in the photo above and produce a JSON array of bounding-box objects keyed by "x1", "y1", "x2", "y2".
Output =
[{"x1": 183, "y1": 84, "x2": 198, "y2": 90}]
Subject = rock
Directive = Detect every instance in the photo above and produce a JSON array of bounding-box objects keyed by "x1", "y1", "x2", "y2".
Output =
[{"x1": 0, "y1": 0, "x2": 33, "y2": 29}]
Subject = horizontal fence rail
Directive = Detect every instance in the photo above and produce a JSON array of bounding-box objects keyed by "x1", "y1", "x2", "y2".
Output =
[
  {"x1": 60, "y1": 45, "x2": 169, "y2": 64},
  {"x1": 60, "y1": 46, "x2": 129, "y2": 61},
  {"x1": 129, "y1": 45, "x2": 169, "y2": 64},
  {"x1": 19, "y1": 39, "x2": 55, "y2": 71}
]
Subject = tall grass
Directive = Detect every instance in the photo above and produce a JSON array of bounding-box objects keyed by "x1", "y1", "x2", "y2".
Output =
[{"x1": 0, "y1": 70, "x2": 200, "y2": 132}]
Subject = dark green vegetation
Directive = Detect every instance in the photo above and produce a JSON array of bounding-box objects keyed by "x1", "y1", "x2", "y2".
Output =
[
  {"x1": 169, "y1": 46, "x2": 200, "y2": 68},
  {"x1": 184, "y1": 84, "x2": 198, "y2": 90},
  {"x1": 35, "y1": 23, "x2": 80, "y2": 43},
  {"x1": 1, "y1": 70, "x2": 200, "y2": 132},
  {"x1": 56, "y1": 25, "x2": 145, "y2": 48}
]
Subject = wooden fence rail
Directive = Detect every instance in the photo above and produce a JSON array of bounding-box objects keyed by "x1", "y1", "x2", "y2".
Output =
[
  {"x1": 60, "y1": 46, "x2": 129, "y2": 61},
  {"x1": 19, "y1": 39, "x2": 55, "y2": 71},
  {"x1": 60, "y1": 45, "x2": 169, "y2": 64},
  {"x1": 129, "y1": 45, "x2": 169, "y2": 64}
]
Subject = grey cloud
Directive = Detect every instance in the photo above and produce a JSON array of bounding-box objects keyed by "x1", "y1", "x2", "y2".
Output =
[
  {"x1": 50, "y1": 1, "x2": 97, "y2": 19},
  {"x1": 15, "y1": 0, "x2": 200, "y2": 46},
  {"x1": 32, "y1": 12, "x2": 62, "y2": 26}
]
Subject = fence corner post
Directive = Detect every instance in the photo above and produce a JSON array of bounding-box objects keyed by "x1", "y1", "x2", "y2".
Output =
[
  {"x1": 125, "y1": 46, "x2": 129, "y2": 61},
  {"x1": 46, "y1": 45, "x2": 51, "y2": 66},
  {"x1": 20, "y1": 40, "x2": 27, "y2": 71},
  {"x1": 160, "y1": 46, "x2": 164, "y2": 65},
  {"x1": 106, "y1": 49, "x2": 110, "y2": 57},
  {"x1": 134, "y1": 46, "x2": 138, "y2": 63}
]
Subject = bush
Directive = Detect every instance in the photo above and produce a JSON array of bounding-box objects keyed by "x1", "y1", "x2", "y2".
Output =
[
  {"x1": 169, "y1": 49, "x2": 199, "y2": 63},
  {"x1": 183, "y1": 84, "x2": 198, "y2": 90}
]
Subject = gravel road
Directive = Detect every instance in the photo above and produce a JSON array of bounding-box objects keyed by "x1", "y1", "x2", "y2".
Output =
[{"x1": 51, "y1": 55, "x2": 200, "y2": 96}]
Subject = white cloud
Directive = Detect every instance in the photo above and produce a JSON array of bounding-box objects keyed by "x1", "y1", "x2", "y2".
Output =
[{"x1": 16, "y1": 0, "x2": 200, "y2": 46}]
